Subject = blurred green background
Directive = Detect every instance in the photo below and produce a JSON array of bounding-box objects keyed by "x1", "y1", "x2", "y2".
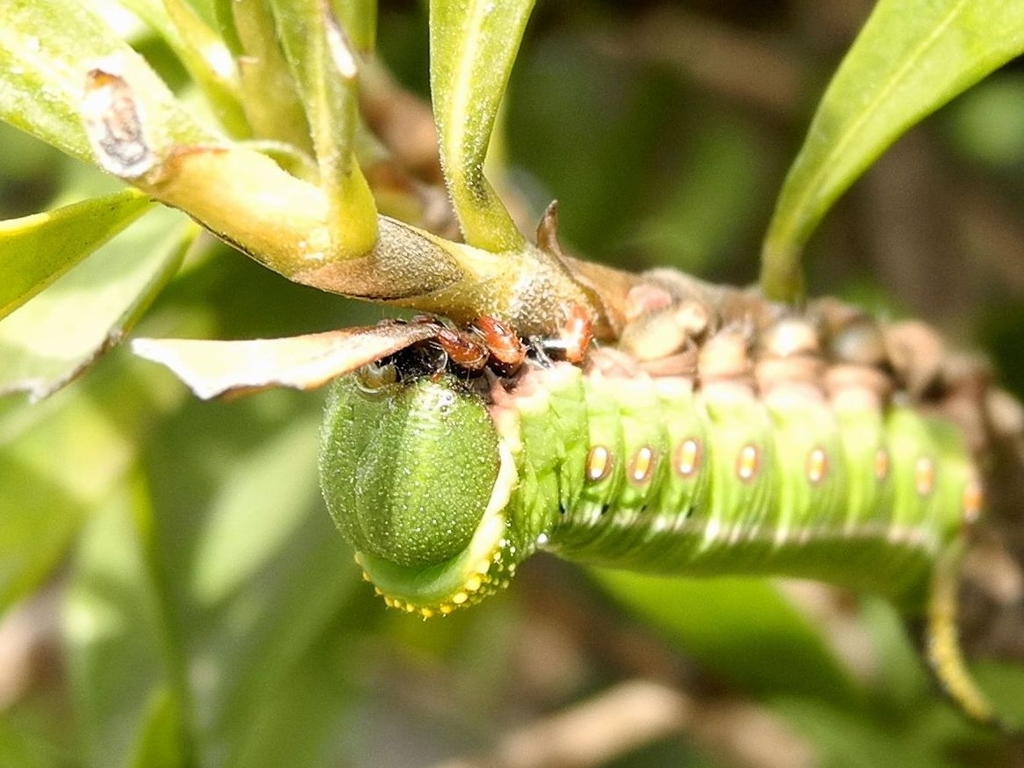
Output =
[{"x1": 3, "y1": 1, "x2": 1024, "y2": 767}]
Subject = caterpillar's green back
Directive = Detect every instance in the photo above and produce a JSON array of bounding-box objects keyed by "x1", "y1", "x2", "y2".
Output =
[{"x1": 318, "y1": 273, "x2": 1000, "y2": 724}]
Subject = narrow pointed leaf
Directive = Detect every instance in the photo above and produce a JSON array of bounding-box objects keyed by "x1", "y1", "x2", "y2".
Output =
[
  {"x1": 429, "y1": 0, "x2": 532, "y2": 251},
  {"x1": 267, "y1": 0, "x2": 378, "y2": 257},
  {"x1": 0, "y1": 189, "x2": 152, "y2": 319},
  {"x1": 151, "y1": 400, "x2": 360, "y2": 766},
  {"x1": 131, "y1": 322, "x2": 439, "y2": 399},
  {"x1": 128, "y1": 688, "x2": 189, "y2": 768},
  {"x1": 0, "y1": 208, "x2": 195, "y2": 401},
  {"x1": 117, "y1": 0, "x2": 249, "y2": 137},
  {"x1": 761, "y1": 0, "x2": 1024, "y2": 302},
  {"x1": 228, "y1": 0, "x2": 311, "y2": 152}
]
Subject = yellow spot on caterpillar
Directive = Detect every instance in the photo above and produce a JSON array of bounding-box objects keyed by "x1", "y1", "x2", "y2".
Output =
[
  {"x1": 353, "y1": 553, "x2": 364, "y2": 566},
  {"x1": 364, "y1": 572, "x2": 373, "y2": 583},
  {"x1": 962, "y1": 479, "x2": 984, "y2": 524},
  {"x1": 915, "y1": 456, "x2": 936, "y2": 497},
  {"x1": 629, "y1": 446, "x2": 655, "y2": 484},
  {"x1": 874, "y1": 448, "x2": 890, "y2": 482},
  {"x1": 736, "y1": 444, "x2": 760, "y2": 482},
  {"x1": 586, "y1": 445, "x2": 612, "y2": 481},
  {"x1": 674, "y1": 438, "x2": 700, "y2": 478},
  {"x1": 806, "y1": 447, "x2": 828, "y2": 485},
  {"x1": 359, "y1": 535, "x2": 513, "y2": 619}
]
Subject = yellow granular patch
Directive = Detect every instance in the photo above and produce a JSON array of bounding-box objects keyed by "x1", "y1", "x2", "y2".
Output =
[{"x1": 370, "y1": 541, "x2": 515, "y2": 619}]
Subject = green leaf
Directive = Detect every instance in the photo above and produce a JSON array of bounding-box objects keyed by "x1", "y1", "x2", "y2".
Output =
[
  {"x1": 185, "y1": 410, "x2": 333, "y2": 606},
  {"x1": 761, "y1": 0, "x2": 1024, "y2": 302},
  {"x1": 128, "y1": 688, "x2": 188, "y2": 768},
  {"x1": 212, "y1": 0, "x2": 244, "y2": 55},
  {"x1": 1, "y1": 0, "x2": 214, "y2": 167},
  {"x1": 58, "y1": 377, "x2": 360, "y2": 768},
  {"x1": 0, "y1": 452, "x2": 84, "y2": 616},
  {"x1": 429, "y1": 0, "x2": 531, "y2": 252},
  {"x1": 65, "y1": 481, "x2": 193, "y2": 768},
  {"x1": 0, "y1": 207, "x2": 195, "y2": 401},
  {"x1": 141, "y1": 395, "x2": 360, "y2": 765},
  {"x1": 228, "y1": 0, "x2": 312, "y2": 153},
  {"x1": 117, "y1": 0, "x2": 250, "y2": 138},
  {"x1": 0, "y1": 714, "x2": 54, "y2": 768},
  {"x1": 592, "y1": 571, "x2": 861, "y2": 707},
  {"x1": 0, "y1": 189, "x2": 152, "y2": 319},
  {"x1": 0, "y1": 382, "x2": 137, "y2": 613},
  {"x1": 267, "y1": 0, "x2": 379, "y2": 257}
]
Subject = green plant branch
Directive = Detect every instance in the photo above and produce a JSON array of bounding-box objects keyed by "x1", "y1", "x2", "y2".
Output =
[
  {"x1": 429, "y1": 0, "x2": 533, "y2": 252},
  {"x1": 135, "y1": 141, "x2": 600, "y2": 335},
  {"x1": 268, "y1": 0, "x2": 378, "y2": 259},
  {"x1": 3, "y1": 0, "x2": 629, "y2": 341},
  {"x1": 70, "y1": 58, "x2": 607, "y2": 336}
]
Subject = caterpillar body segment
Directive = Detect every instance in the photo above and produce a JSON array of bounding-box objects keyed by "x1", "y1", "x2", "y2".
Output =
[
  {"x1": 320, "y1": 373, "x2": 519, "y2": 614},
  {"x1": 509, "y1": 357, "x2": 966, "y2": 599},
  {"x1": 316, "y1": 279, "x2": 997, "y2": 723},
  {"x1": 320, "y1": 351, "x2": 975, "y2": 604}
]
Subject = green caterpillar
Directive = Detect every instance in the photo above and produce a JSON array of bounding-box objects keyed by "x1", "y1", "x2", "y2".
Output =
[{"x1": 318, "y1": 277, "x2": 997, "y2": 726}]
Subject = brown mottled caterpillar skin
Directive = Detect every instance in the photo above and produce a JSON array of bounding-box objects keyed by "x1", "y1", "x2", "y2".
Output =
[{"x1": 320, "y1": 268, "x2": 1020, "y2": 729}]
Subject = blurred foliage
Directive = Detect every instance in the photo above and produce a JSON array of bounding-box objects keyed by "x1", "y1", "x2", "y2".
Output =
[{"x1": 3, "y1": 1, "x2": 1024, "y2": 767}]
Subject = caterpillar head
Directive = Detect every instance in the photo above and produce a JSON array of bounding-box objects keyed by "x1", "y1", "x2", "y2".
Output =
[{"x1": 319, "y1": 369, "x2": 519, "y2": 617}]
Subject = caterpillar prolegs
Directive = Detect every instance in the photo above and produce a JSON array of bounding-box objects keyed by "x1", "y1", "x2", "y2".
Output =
[{"x1": 318, "y1": 272, "x2": 1003, "y2": 726}]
